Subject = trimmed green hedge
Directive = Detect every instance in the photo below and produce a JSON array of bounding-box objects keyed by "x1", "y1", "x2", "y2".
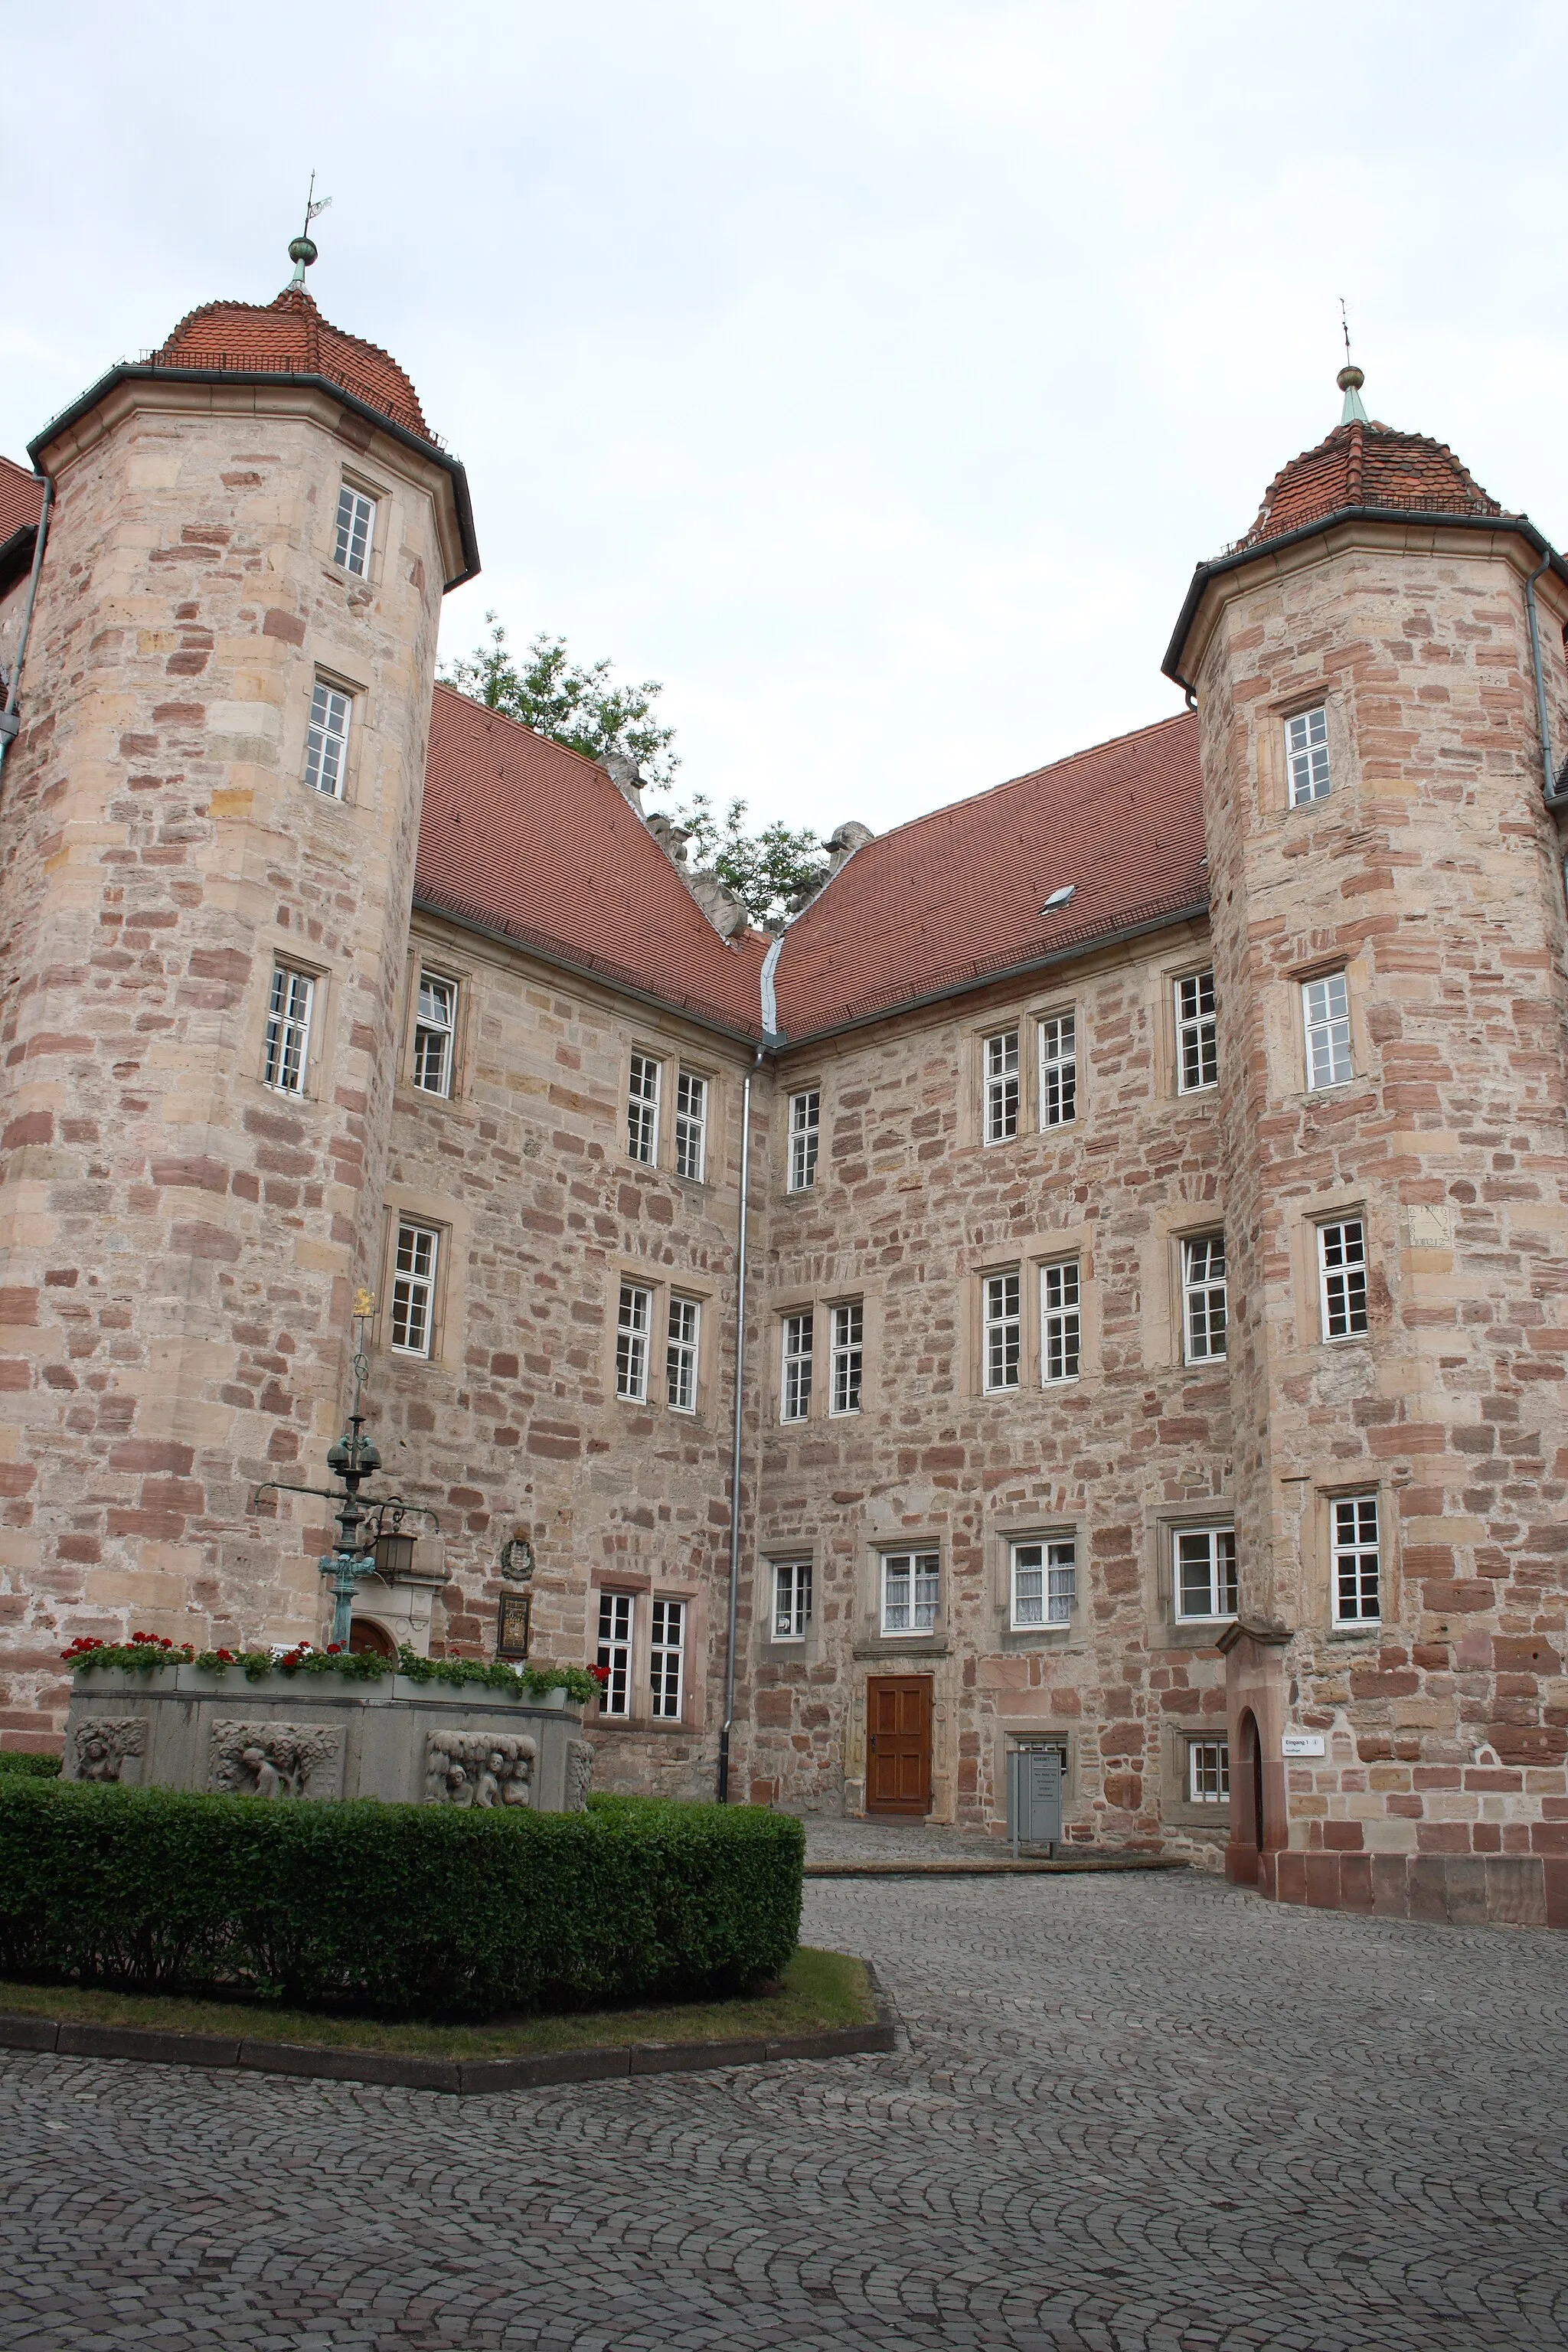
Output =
[
  {"x1": 0, "y1": 1780, "x2": 802, "y2": 2021},
  {"x1": 0, "y1": 1753, "x2": 60, "y2": 1779}
]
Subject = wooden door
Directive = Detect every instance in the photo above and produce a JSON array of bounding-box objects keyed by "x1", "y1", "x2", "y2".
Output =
[{"x1": 866, "y1": 1675, "x2": 933, "y2": 1815}]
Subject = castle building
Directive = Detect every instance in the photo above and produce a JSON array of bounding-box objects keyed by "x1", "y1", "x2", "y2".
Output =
[{"x1": 2, "y1": 263, "x2": 1566, "y2": 1927}]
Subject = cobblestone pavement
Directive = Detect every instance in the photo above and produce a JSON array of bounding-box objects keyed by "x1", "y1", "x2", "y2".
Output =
[{"x1": 3, "y1": 1871, "x2": 1566, "y2": 2351}]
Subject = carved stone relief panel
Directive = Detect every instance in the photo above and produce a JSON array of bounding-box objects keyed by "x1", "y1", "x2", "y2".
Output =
[
  {"x1": 565, "y1": 1738, "x2": 594, "y2": 1811},
  {"x1": 73, "y1": 1718, "x2": 148, "y2": 1785},
  {"x1": 424, "y1": 1729, "x2": 537, "y2": 1808},
  {"x1": 209, "y1": 1721, "x2": 345, "y2": 1800}
]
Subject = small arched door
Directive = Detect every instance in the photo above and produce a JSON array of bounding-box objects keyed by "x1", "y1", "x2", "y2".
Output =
[{"x1": 349, "y1": 1618, "x2": 397, "y2": 1661}]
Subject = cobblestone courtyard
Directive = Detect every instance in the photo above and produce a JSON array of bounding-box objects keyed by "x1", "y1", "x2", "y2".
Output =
[{"x1": 2, "y1": 1870, "x2": 1565, "y2": 2351}]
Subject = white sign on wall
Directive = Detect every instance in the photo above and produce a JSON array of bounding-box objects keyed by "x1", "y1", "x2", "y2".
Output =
[{"x1": 1281, "y1": 1731, "x2": 1326, "y2": 1758}]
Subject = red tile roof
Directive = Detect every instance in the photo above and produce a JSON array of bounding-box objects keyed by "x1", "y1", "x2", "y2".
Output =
[
  {"x1": 1239, "y1": 419, "x2": 1501, "y2": 550},
  {"x1": 0, "y1": 455, "x2": 44, "y2": 547},
  {"x1": 417, "y1": 687, "x2": 769, "y2": 1037},
  {"x1": 153, "y1": 289, "x2": 433, "y2": 444}
]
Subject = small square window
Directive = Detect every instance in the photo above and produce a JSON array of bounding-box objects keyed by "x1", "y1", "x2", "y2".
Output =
[
  {"x1": 1040, "y1": 1258, "x2": 1080, "y2": 1385},
  {"x1": 616, "y1": 1281, "x2": 652, "y2": 1402},
  {"x1": 412, "y1": 975, "x2": 456, "y2": 1097},
  {"x1": 1318, "y1": 1217, "x2": 1369, "y2": 1341},
  {"x1": 1039, "y1": 1012, "x2": 1076, "y2": 1129},
  {"x1": 789, "y1": 1089, "x2": 820, "y2": 1191},
  {"x1": 1188, "y1": 1740, "x2": 1230, "y2": 1802},
  {"x1": 627, "y1": 1052, "x2": 662, "y2": 1164},
  {"x1": 881, "y1": 1550, "x2": 939, "y2": 1635},
  {"x1": 983, "y1": 1270, "x2": 1021, "y2": 1392},
  {"x1": 983, "y1": 1030, "x2": 1019, "y2": 1144},
  {"x1": 1286, "y1": 707, "x2": 1331, "y2": 806},
  {"x1": 666, "y1": 1295, "x2": 700, "y2": 1413},
  {"x1": 675, "y1": 1070, "x2": 707, "y2": 1181},
  {"x1": 596, "y1": 1592, "x2": 632, "y2": 1717},
  {"x1": 1174, "y1": 1526, "x2": 1237, "y2": 1620},
  {"x1": 1011, "y1": 1537, "x2": 1076, "y2": 1629},
  {"x1": 1302, "y1": 974, "x2": 1354, "y2": 1090},
  {"x1": 1175, "y1": 971, "x2": 1218, "y2": 1093},
  {"x1": 781, "y1": 1312, "x2": 814, "y2": 1422},
  {"x1": 830, "y1": 1300, "x2": 863, "y2": 1416},
  {"x1": 1182, "y1": 1234, "x2": 1227, "y2": 1364},
  {"x1": 335, "y1": 483, "x2": 377, "y2": 577},
  {"x1": 304, "y1": 680, "x2": 352, "y2": 799},
  {"x1": 263, "y1": 965, "x2": 314, "y2": 1094},
  {"x1": 390, "y1": 1219, "x2": 439, "y2": 1357},
  {"x1": 773, "y1": 1560, "x2": 812, "y2": 1641},
  {"x1": 1332, "y1": 1493, "x2": 1381, "y2": 1624}
]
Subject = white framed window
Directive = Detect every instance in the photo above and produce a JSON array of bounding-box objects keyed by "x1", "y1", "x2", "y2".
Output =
[
  {"x1": 263, "y1": 965, "x2": 314, "y2": 1094},
  {"x1": 390, "y1": 1219, "x2": 439, "y2": 1358},
  {"x1": 781, "y1": 1311, "x2": 814, "y2": 1422},
  {"x1": 412, "y1": 974, "x2": 456, "y2": 1097},
  {"x1": 1318, "y1": 1217, "x2": 1369, "y2": 1341},
  {"x1": 1175, "y1": 970, "x2": 1218, "y2": 1093},
  {"x1": 627, "y1": 1051, "x2": 662, "y2": 1164},
  {"x1": 982, "y1": 1269, "x2": 1021, "y2": 1392},
  {"x1": 1188, "y1": 1740, "x2": 1230, "y2": 1802},
  {"x1": 650, "y1": 1597, "x2": 684, "y2": 1720},
  {"x1": 881, "y1": 1550, "x2": 939, "y2": 1636},
  {"x1": 983, "y1": 1030, "x2": 1020, "y2": 1144},
  {"x1": 334, "y1": 483, "x2": 377, "y2": 577},
  {"x1": 1175, "y1": 1525, "x2": 1238, "y2": 1621},
  {"x1": 773, "y1": 1560, "x2": 812, "y2": 1641},
  {"x1": 830, "y1": 1300, "x2": 863, "y2": 1416},
  {"x1": 596, "y1": 1592, "x2": 632, "y2": 1717},
  {"x1": 1038, "y1": 1011, "x2": 1076, "y2": 1129},
  {"x1": 616, "y1": 1280, "x2": 652, "y2": 1401},
  {"x1": 1286, "y1": 706, "x2": 1331, "y2": 806},
  {"x1": 304, "y1": 679, "x2": 352, "y2": 799},
  {"x1": 1332, "y1": 1493, "x2": 1381, "y2": 1624},
  {"x1": 789, "y1": 1088, "x2": 820, "y2": 1191},
  {"x1": 1302, "y1": 973, "x2": 1353, "y2": 1090},
  {"x1": 665, "y1": 1295, "x2": 701, "y2": 1413},
  {"x1": 675, "y1": 1070, "x2": 708, "y2": 1181},
  {"x1": 1040, "y1": 1258, "x2": 1081, "y2": 1384},
  {"x1": 1010, "y1": 1537, "x2": 1076, "y2": 1629},
  {"x1": 1182, "y1": 1233, "x2": 1227, "y2": 1363}
]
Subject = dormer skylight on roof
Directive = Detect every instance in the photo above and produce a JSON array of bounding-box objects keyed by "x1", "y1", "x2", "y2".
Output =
[{"x1": 1040, "y1": 884, "x2": 1076, "y2": 914}]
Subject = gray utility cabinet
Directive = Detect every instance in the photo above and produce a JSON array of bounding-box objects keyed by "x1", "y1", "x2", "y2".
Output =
[{"x1": 1006, "y1": 1743, "x2": 1062, "y2": 1855}]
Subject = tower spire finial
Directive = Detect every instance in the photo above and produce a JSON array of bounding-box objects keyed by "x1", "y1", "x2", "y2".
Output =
[
  {"x1": 287, "y1": 172, "x2": 332, "y2": 291},
  {"x1": 1336, "y1": 299, "x2": 1368, "y2": 424}
]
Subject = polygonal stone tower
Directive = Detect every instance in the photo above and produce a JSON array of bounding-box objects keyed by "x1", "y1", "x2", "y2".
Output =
[
  {"x1": 1165, "y1": 368, "x2": 1568, "y2": 1924},
  {"x1": 0, "y1": 257, "x2": 477, "y2": 1738}
]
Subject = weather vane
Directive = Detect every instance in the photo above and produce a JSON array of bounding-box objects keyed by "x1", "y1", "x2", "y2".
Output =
[
  {"x1": 1340, "y1": 297, "x2": 1352, "y2": 364},
  {"x1": 287, "y1": 172, "x2": 332, "y2": 289}
]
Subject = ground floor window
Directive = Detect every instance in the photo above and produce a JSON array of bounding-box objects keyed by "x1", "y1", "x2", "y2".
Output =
[
  {"x1": 597, "y1": 1592, "x2": 632, "y2": 1716},
  {"x1": 650, "y1": 1597, "x2": 684, "y2": 1719},
  {"x1": 773, "y1": 1560, "x2": 812, "y2": 1640},
  {"x1": 1188, "y1": 1740, "x2": 1230, "y2": 1803}
]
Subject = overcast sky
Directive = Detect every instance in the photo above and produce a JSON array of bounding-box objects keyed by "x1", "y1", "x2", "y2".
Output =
[{"x1": 6, "y1": 2, "x2": 1566, "y2": 840}]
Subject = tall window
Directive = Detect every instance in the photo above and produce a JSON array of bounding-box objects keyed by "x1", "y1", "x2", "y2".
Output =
[
  {"x1": 412, "y1": 975, "x2": 456, "y2": 1096},
  {"x1": 666, "y1": 1295, "x2": 701, "y2": 1413},
  {"x1": 1188, "y1": 1740, "x2": 1230, "y2": 1802},
  {"x1": 1182, "y1": 1233, "x2": 1227, "y2": 1363},
  {"x1": 1286, "y1": 706, "x2": 1331, "y2": 806},
  {"x1": 830, "y1": 1301, "x2": 864, "y2": 1416},
  {"x1": 781, "y1": 1312, "x2": 814, "y2": 1422},
  {"x1": 616, "y1": 1281, "x2": 652, "y2": 1401},
  {"x1": 1302, "y1": 974, "x2": 1353, "y2": 1090},
  {"x1": 773, "y1": 1560, "x2": 812, "y2": 1640},
  {"x1": 1175, "y1": 1526, "x2": 1238, "y2": 1620},
  {"x1": 983, "y1": 1270, "x2": 1021, "y2": 1391},
  {"x1": 596, "y1": 1592, "x2": 632, "y2": 1717},
  {"x1": 882, "y1": 1550, "x2": 939, "y2": 1635},
  {"x1": 390, "y1": 1219, "x2": 439, "y2": 1357},
  {"x1": 627, "y1": 1051, "x2": 662, "y2": 1164},
  {"x1": 1039, "y1": 1011, "x2": 1076, "y2": 1128},
  {"x1": 650, "y1": 1597, "x2": 684, "y2": 1720},
  {"x1": 675, "y1": 1070, "x2": 708, "y2": 1181},
  {"x1": 1011, "y1": 1537, "x2": 1076, "y2": 1629},
  {"x1": 334, "y1": 483, "x2": 377, "y2": 577},
  {"x1": 789, "y1": 1088, "x2": 820, "y2": 1191},
  {"x1": 1332, "y1": 1494, "x2": 1381, "y2": 1624},
  {"x1": 1176, "y1": 971, "x2": 1218, "y2": 1093},
  {"x1": 263, "y1": 965, "x2": 314, "y2": 1094},
  {"x1": 1318, "y1": 1217, "x2": 1369, "y2": 1341},
  {"x1": 983, "y1": 1029, "x2": 1019, "y2": 1144},
  {"x1": 1040, "y1": 1258, "x2": 1081, "y2": 1384},
  {"x1": 304, "y1": 680, "x2": 351, "y2": 799}
]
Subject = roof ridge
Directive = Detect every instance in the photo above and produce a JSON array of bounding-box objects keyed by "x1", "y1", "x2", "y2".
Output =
[{"x1": 430, "y1": 678, "x2": 636, "y2": 786}]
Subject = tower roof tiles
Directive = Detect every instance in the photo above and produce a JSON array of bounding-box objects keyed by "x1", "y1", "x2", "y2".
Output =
[
  {"x1": 1239, "y1": 416, "x2": 1504, "y2": 550},
  {"x1": 152, "y1": 287, "x2": 435, "y2": 443}
]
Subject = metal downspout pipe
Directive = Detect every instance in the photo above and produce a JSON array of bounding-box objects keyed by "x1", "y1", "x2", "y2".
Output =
[
  {"x1": 1523, "y1": 553, "x2": 1566, "y2": 808},
  {"x1": 0, "y1": 472, "x2": 54, "y2": 780}
]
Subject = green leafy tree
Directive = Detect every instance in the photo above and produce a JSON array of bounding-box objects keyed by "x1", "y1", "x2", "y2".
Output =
[
  {"x1": 442, "y1": 614, "x2": 680, "y2": 788},
  {"x1": 671, "y1": 793, "x2": 827, "y2": 928}
]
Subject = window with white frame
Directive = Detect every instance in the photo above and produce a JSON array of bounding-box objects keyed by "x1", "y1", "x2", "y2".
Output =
[
  {"x1": 334, "y1": 483, "x2": 377, "y2": 577},
  {"x1": 627, "y1": 1051, "x2": 662, "y2": 1163},
  {"x1": 1011, "y1": 1537, "x2": 1076, "y2": 1629},
  {"x1": 789, "y1": 1088, "x2": 820, "y2": 1191},
  {"x1": 412, "y1": 974, "x2": 456, "y2": 1096},
  {"x1": 1182, "y1": 1233, "x2": 1227, "y2": 1363},
  {"x1": 830, "y1": 1300, "x2": 863, "y2": 1415},
  {"x1": 1318, "y1": 1217, "x2": 1369, "y2": 1341},
  {"x1": 390, "y1": 1219, "x2": 439, "y2": 1357},
  {"x1": 983, "y1": 1029, "x2": 1019, "y2": 1144},
  {"x1": 1039, "y1": 1011, "x2": 1076, "y2": 1128},
  {"x1": 1040, "y1": 1258, "x2": 1081, "y2": 1384},
  {"x1": 596, "y1": 1592, "x2": 632, "y2": 1717},
  {"x1": 1175, "y1": 1525, "x2": 1238, "y2": 1620},
  {"x1": 1175, "y1": 969, "x2": 1218, "y2": 1093},
  {"x1": 781, "y1": 1311, "x2": 814, "y2": 1421},
  {"x1": 665, "y1": 1294, "x2": 701, "y2": 1413},
  {"x1": 675, "y1": 1070, "x2": 708, "y2": 1181},
  {"x1": 1302, "y1": 973, "x2": 1354, "y2": 1090},
  {"x1": 1188, "y1": 1739, "x2": 1230, "y2": 1802},
  {"x1": 650, "y1": 1597, "x2": 684, "y2": 1720},
  {"x1": 1286, "y1": 706, "x2": 1331, "y2": 806},
  {"x1": 304, "y1": 680, "x2": 352, "y2": 799},
  {"x1": 881, "y1": 1550, "x2": 939, "y2": 1635},
  {"x1": 616, "y1": 1280, "x2": 652, "y2": 1402},
  {"x1": 773, "y1": 1559, "x2": 812, "y2": 1640},
  {"x1": 983, "y1": 1269, "x2": 1021, "y2": 1391},
  {"x1": 263, "y1": 965, "x2": 314, "y2": 1094},
  {"x1": 1332, "y1": 1493, "x2": 1381, "y2": 1624}
]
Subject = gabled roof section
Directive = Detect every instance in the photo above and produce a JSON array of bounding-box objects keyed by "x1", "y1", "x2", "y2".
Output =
[
  {"x1": 0, "y1": 456, "x2": 44, "y2": 596},
  {"x1": 771, "y1": 713, "x2": 1206, "y2": 1041},
  {"x1": 154, "y1": 287, "x2": 434, "y2": 443},
  {"x1": 417, "y1": 686, "x2": 768, "y2": 1039},
  {"x1": 1239, "y1": 417, "x2": 1503, "y2": 550}
]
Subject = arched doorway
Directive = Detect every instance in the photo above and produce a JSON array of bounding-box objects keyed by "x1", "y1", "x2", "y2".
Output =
[
  {"x1": 349, "y1": 1618, "x2": 397, "y2": 1661},
  {"x1": 1234, "y1": 1708, "x2": 1265, "y2": 1884}
]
